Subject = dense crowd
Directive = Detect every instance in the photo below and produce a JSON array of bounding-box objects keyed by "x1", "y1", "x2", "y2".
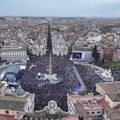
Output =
[
  {"x1": 21, "y1": 55, "x2": 80, "y2": 111},
  {"x1": 21, "y1": 53, "x2": 119, "y2": 111},
  {"x1": 94, "y1": 62, "x2": 120, "y2": 81},
  {"x1": 111, "y1": 68, "x2": 120, "y2": 81},
  {"x1": 75, "y1": 64, "x2": 103, "y2": 92}
]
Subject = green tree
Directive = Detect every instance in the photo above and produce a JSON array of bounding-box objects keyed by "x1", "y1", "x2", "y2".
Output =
[
  {"x1": 100, "y1": 25, "x2": 113, "y2": 34},
  {"x1": 92, "y1": 45, "x2": 99, "y2": 62}
]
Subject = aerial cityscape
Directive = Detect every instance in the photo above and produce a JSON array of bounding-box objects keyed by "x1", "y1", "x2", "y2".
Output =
[{"x1": 0, "y1": 0, "x2": 120, "y2": 120}]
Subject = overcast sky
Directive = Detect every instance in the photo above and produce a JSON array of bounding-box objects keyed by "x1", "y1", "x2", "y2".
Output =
[{"x1": 0, "y1": 0, "x2": 120, "y2": 17}]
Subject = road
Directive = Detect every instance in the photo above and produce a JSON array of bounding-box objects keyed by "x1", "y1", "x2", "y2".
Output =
[
  {"x1": 47, "y1": 22, "x2": 52, "y2": 54},
  {"x1": 73, "y1": 65, "x2": 87, "y2": 91}
]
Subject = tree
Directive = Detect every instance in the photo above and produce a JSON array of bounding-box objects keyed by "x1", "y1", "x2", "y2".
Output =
[
  {"x1": 101, "y1": 58, "x2": 104, "y2": 64},
  {"x1": 100, "y1": 25, "x2": 113, "y2": 34},
  {"x1": 92, "y1": 45, "x2": 99, "y2": 62}
]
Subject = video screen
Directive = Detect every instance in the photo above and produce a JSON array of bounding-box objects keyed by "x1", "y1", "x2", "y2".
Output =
[{"x1": 73, "y1": 52, "x2": 82, "y2": 59}]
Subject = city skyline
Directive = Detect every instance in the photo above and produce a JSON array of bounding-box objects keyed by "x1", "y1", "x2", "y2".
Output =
[{"x1": 0, "y1": 0, "x2": 120, "y2": 17}]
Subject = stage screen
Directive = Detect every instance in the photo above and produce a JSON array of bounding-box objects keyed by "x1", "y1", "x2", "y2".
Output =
[{"x1": 73, "y1": 52, "x2": 82, "y2": 59}]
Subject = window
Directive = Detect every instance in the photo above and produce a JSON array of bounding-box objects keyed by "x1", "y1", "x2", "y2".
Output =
[
  {"x1": 97, "y1": 111, "x2": 101, "y2": 114},
  {"x1": 91, "y1": 112, "x2": 95, "y2": 114},
  {"x1": 28, "y1": 107, "x2": 29, "y2": 111},
  {"x1": 5, "y1": 111, "x2": 9, "y2": 114},
  {"x1": 87, "y1": 112, "x2": 89, "y2": 114}
]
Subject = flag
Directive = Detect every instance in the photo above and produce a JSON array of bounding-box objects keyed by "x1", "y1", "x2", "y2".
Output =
[{"x1": 29, "y1": 64, "x2": 34, "y2": 71}]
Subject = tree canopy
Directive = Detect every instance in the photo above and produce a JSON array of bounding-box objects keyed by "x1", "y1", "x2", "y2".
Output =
[{"x1": 92, "y1": 45, "x2": 99, "y2": 62}]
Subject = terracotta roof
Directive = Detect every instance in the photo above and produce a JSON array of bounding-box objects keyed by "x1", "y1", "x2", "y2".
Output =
[
  {"x1": 63, "y1": 115, "x2": 78, "y2": 120},
  {"x1": 99, "y1": 98, "x2": 120, "y2": 120},
  {"x1": 0, "y1": 114, "x2": 14, "y2": 120},
  {"x1": 73, "y1": 102, "x2": 85, "y2": 115},
  {"x1": 96, "y1": 81, "x2": 120, "y2": 93},
  {"x1": 105, "y1": 107, "x2": 120, "y2": 120},
  {"x1": 98, "y1": 98, "x2": 110, "y2": 110},
  {"x1": 96, "y1": 81, "x2": 120, "y2": 102}
]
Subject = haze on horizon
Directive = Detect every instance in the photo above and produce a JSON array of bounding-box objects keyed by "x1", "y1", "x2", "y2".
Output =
[{"x1": 0, "y1": 0, "x2": 120, "y2": 17}]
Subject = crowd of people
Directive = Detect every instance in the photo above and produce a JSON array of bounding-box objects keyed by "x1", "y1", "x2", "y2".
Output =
[
  {"x1": 21, "y1": 55, "x2": 81, "y2": 111},
  {"x1": 111, "y1": 67, "x2": 120, "y2": 81},
  {"x1": 21, "y1": 52, "x2": 119, "y2": 111},
  {"x1": 94, "y1": 62, "x2": 120, "y2": 81},
  {"x1": 75, "y1": 64, "x2": 103, "y2": 92}
]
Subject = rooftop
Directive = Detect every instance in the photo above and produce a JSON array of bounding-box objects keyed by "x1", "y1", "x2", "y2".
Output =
[
  {"x1": 107, "y1": 92, "x2": 120, "y2": 102},
  {"x1": 96, "y1": 81, "x2": 120, "y2": 93},
  {"x1": 0, "y1": 114, "x2": 15, "y2": 120},
  {"x1": 105, "y1": 106, "x2": 120, "y2": 120},
  {"x1": 63, "y1": 115, "x2": 78, "y2": 120},
  {"x1": 68, "y1": 93, "x2": 103, "y2": 115},
  {"x1": 68, "y1": 93, "x2": 103, "y2": 102},
  {"x1": 0, "y1": 45, "x2": 26, "y2": 52},
  {"x1": 5, "y1": 65, "x2": 20, "y2": 74},
  {"x1": 98, "y1": 98, "x2": 110, "y2": 110},
  {"x1": 72, "y1": 45, "x2": 92, "y2": 52},
  {"x1": 0, "y1": 91, "x2": 34, "y2": 111},
  {"x1": 0, "y1": 99, "x2": 25, "y2": 111},
  {"x1": 82, "y1": 99, "x2": 103, "y2": 111},
  {"x1": 96, "y1": 81, "x2": 120, "y2": 102}
]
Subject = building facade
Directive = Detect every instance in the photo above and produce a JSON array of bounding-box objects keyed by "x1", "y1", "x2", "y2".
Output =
[
  {"x1": 67, "y1": 93, "x2": 104, "y2": 120},
  {"x1": 112, "y1": 50, "x2": 120, "y2": 61},
  {"x1": 26, "y1": 37, "x2": 47, "y2": 56},
  {"x1": 96, "y1": 82, "x2": 120, "y2": 120},
  {"x1": 0, "y1": 45, "x2": 27, "y2": 62},
  {"x1": 71, "y1": 45, "x2": 94, "y2": 62},
  {"x1": 23, "y1": 100, "x2": 78, "y2": 120},
  {"x1": 52, "y1": 35, "x2": 68, "y2": 56},
  {"x1": 0, "y1": 82, "x2": 35, "y2": 120}
]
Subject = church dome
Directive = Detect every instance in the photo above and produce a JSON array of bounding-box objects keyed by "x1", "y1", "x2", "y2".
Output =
[{"x1": 16, "y1": 86, "x2": 25, "y2": 97}]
